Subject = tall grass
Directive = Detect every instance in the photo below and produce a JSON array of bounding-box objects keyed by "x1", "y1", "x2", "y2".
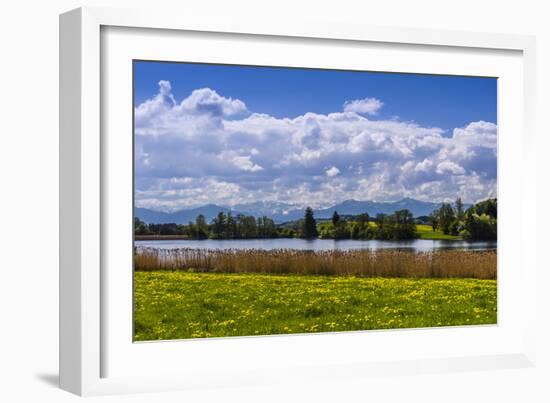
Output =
[{"x1": 134, "y1": 248, "x2": 496, "y2": 279}]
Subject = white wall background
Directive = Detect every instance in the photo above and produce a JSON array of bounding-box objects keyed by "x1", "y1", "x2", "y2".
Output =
[{"x1": 0, "y1": 1, "x2": 548, "y2": 401}]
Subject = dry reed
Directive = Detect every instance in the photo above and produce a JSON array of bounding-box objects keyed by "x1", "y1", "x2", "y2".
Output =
[{"x1": 134, "y1": 248, "x2": 496, "y2": 279}]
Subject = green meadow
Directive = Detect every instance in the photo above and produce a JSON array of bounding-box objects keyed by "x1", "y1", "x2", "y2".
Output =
[
  {"x1": 134, "y1": 271, "x2": 496, "y2": 341},
  {"x1": 416, "y1": 224, "x2": 463, "y2": 240}
]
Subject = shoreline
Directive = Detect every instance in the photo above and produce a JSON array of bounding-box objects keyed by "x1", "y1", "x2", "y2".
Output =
[{"x1": 134, "y1": 235, "x2": 472, "y2": 242}]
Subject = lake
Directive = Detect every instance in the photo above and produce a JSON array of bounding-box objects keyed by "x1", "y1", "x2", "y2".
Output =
[{"x1": 135, "y1": 238, "x2": 497, "y2": 252}]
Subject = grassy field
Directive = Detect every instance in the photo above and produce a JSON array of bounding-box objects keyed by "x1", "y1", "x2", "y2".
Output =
[
  {"x1": 134, "y1": 271, "x2": 497, "y2": 341},
  {"x1": 415, "y1": 224, "x2": 462, "y2": 240}
]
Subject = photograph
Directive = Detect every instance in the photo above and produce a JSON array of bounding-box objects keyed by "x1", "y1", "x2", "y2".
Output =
[{"x1": 132, "y1": 60, "x2": 498, "y2": 341}]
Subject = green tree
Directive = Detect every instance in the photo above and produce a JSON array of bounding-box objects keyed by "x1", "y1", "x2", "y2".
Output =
[
  {"x1": 211, "y1": 211, "x2": 227, "y2": 238},
  {"x1": 332, "y1": 211, "x2": 341, "y2": 226},
  {"x1": 392, "y1": 209, "x2": 417, "y2": 239},
  {"x1": 429, "y1": 209, "x2": 439, "y2": 231},
  {"x1": 437, "y1": 203, "x2": 456, "y2": 234},
  {"x1": 301, "y1": 207, "x2": 318, "y2": 238},
  {"x1": 155, "y1": 223, "x2": 179, "y2": 235},
  {"x1": 349, "y1": 222, "x2": 360, "y2": 239},
  {"x1": 186, "y1": 221, "x2": 197, "y2": 238},
  {"x1": 375, "y1": 213, "x2": 386, "y2": 226},
  {"x1": 278, "y1": 227, "x2": 296, "y2": 238},
  {"x1": 238, "y1": 215, "x2": 258, "y2": 238},
  {"x1": 333, "y1": 221, "x2": 349, "y2": 239},
  {"x1": 471, "y1": 198, "x2": 497, "y2": 218},
  {"x1": 234, "y1": 214, "x2": 245, "y2": 238},
  {"x1": 349, "y1": 213, "x2": 372, "y2": 240},
  {"x1": 226, "y1": 212, "x2": 236, "y2": 239},
  {"x1": 455, "y1": 198, "x2": 465, "y2": 221},
  {"x1": 374, "y1": 210, "x2": 417, "y2": 240},
  {"x1": 463, "y1": 212, "x2": 497, "y2": 241},
  {"x1": 462, "y1": 198, "x2": 497, "y2": 240},
  {"x1": 257, "y1": 216, "x2": 277, "y2": 238},
  {"x1": 134, "y1": 217, "x2": 149, "y2": 235},
  {"x1": 356, "y1": 213, "x2": 370, "y2": 224},
  {"x1": 195, "y1": 214, "x2": 209, "y2": 239},
  {"x1": 318, "y1": 222, "x2": 335, "y2": 239}
]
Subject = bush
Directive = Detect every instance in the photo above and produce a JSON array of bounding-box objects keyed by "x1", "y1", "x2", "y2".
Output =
[
  {"x1": 375, "y1": 209, "x2": 418, "y2": 240},
  {"x1": 463, "y1": 213, "x2": 497, "y2": 241},
  {"x1": 278, "y1": 227, "x2": 296, "y2": 238},
  {"x1": 349, "y1": 222, "x2": 374, "y2": 240},
  {"x1": 448, "y1": 219, "x2": 464, "y2": 236}
]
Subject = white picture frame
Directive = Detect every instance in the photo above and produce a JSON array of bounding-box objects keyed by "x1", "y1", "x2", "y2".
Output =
[{"x1": 60, "y1": 6, "x2": 537, "y2": 396}]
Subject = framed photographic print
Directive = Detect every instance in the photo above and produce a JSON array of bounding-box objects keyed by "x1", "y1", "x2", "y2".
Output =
[
  {"x1": 60, "y1": 7, "x2": 537, "y2": 396},
  {"x1": 132, "y1": 61, "x2": 499, "y2": 341}
]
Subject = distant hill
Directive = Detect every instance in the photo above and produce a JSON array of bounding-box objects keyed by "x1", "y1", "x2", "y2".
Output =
[
  {"x1": 135, "y1": 198, "x2": 464, "y2": 224},
  {"x1": 134, "y1": 208, "x2": 173, "y2": 224},
  {"x1": 135, "y1": 204, "x2": 245, "y2": 224},
  {"x1": 232, "y1": 201, "x2": 296, "y2": 218},
  {"x1": 273, "y1": 198, "x2": 453, "y2": 223}
]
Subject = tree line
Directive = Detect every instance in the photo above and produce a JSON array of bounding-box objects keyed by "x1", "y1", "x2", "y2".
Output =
[
  {"x1": 134, "y1": 207, "x2": 417, "y2": 241},
  {"x1": 134, "y1": 198, "x2": 497, "y2": 241},
  {"x1": 135, "y1": 212, "x2": 279, "y2": 239},
  {"x1": 313, "y1": 209, "x2": 417, "y2": 241}
]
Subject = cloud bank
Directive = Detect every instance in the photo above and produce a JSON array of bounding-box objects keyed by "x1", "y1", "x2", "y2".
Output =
[{"x1": 135, "y1": 80, "x2": 497, "y2": 211}]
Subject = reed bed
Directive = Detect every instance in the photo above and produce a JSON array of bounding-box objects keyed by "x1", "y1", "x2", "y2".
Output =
[{"x1": 134, "y1": 248, "x2": 496, "y2": 279}]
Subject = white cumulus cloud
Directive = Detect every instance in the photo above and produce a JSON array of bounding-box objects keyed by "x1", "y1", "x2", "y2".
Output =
[
  {"x1": 343, "y1": 97, "x2": 384, "y2": 115},
  {"x1": 325, "y1": 166, "x2": 341, "y2": 177},
  {"x1": 179, "y1": 88, "x2": 247, "y2": 117},
  {"x1": 231, "y1": 156, "x2": 264, "y2": 172},
  {"x1": 436, "y1": 161, "x2": 466, "y2": 175}
]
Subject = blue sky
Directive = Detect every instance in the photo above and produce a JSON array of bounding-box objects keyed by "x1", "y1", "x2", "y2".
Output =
[
  {"x1": 134, "y1": 61, "x2": 496, "y2": 134},
  {"x1": 133, "y1": 60, "x2": 497, "y2": 211}
]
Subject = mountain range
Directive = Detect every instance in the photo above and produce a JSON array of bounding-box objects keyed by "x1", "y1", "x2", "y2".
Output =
[{"x1": 135, "y1": 198, "x2": 461, "y2": 224}]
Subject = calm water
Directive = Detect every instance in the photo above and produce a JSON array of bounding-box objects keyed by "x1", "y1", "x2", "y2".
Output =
[{"x1": 135, "y1": 238, "x2": 496, "y2": 252}]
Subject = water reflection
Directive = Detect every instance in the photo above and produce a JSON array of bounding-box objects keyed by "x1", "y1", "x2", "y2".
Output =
[{"x1": 135, "y1": 238, "x2": 496, "y2": 252}]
